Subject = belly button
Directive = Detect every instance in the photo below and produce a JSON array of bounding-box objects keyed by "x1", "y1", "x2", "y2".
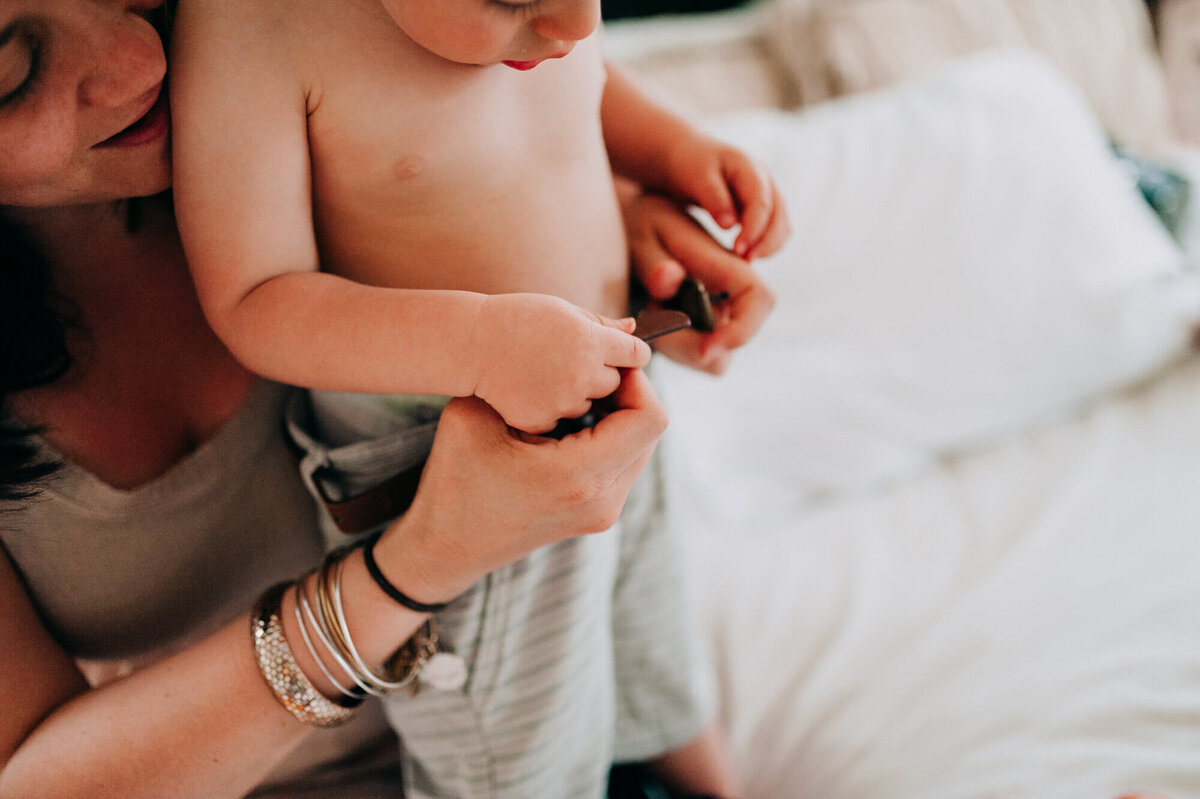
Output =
[{"x1": 394, "y1": 155, "x2": 425, "y2": 180}]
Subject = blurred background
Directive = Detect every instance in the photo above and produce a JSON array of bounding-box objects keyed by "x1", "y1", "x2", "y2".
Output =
[{"x1": 599, "y1": 2, "x2": 1200, "y2": 797}]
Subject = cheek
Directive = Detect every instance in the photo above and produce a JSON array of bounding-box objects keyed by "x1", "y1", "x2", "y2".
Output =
[
  {"x1": 454, "y1": 21, "x2": 511, "y2": 58},
  {"x1": 0, "y1": 107, "x2": 81, "y2": 206},
  {"x1": 380, "y1": 3, "x2": 514, "y2": 63},
  {"x1": 425, "y1": 22, "x2": 514, "y2": 64}
]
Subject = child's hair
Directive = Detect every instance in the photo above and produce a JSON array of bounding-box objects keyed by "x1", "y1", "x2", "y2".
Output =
[{"x1": 0, "y1": 213, "x2": 71, "y2": 501}]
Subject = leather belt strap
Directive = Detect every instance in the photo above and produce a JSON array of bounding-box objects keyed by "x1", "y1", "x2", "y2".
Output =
[{"x1": 319, "y1": 461, "x2": 426, "y2": 536}]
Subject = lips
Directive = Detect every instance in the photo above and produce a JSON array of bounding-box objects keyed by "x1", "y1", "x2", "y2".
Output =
[
  {"x1": 502, "y1": 51, "x2": 571, "y2": 71},
  {"x1": 94, "y1": 82, "x2": 169, "y2": 150},
  {"x1": 503, "y1": 60, "x2": 544, "y2": 70}
]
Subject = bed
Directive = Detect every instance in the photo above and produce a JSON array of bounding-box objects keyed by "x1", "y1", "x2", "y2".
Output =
[{"x1": 603, "y1": 1, "x2": 1200, "y2": 796}]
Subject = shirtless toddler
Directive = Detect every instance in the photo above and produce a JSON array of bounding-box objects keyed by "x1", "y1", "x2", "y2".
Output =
[{"x1": 171, "y1": 1, "x2": 786, "y2": 796}]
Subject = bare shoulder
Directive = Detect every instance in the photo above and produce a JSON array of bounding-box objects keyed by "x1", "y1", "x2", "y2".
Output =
[
  {"x1": 171, "y1": 0, "x2": 341, "y2": 112},
  {"x1": 171, "y1": 0, "x2": 316, "y2": 75}
]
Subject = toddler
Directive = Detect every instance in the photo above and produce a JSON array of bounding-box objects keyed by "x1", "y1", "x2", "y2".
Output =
[{"x1": 171, "y1": 1, "x2": 787, "y2": 797}]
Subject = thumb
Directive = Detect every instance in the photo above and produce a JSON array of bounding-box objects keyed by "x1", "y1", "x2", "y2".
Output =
[
  {"x1": 631, "y1": 242, "x2": 688, "y2": 302},
  {"x1": 436, "y1": 396, "x2": 512, "y2": 447},
  {"x1": 595, "y1": 313, "x2": 639, "y2": 336}
]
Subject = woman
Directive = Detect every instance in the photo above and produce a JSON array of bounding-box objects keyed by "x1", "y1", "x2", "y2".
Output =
[{"x1": 0, "y1": 1, "x2": 773, "y2": 796}]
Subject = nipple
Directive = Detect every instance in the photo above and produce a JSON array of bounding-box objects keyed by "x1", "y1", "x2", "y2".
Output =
[{"x1": 393, "y1": 155, "x2": 425, "y2": 180}]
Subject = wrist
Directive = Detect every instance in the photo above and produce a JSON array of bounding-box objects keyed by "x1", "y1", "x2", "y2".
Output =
[
  {"x1": 463, "y1": 292, "x2": 498, "y2": 399},
  {"x1": 272, "y1": 551, "x2": 439, "y2": 705},
  {"x1": 371, "y1": 516, "x2": 479, "y2": 608}
]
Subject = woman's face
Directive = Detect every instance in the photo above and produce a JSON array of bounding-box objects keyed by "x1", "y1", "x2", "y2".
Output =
[{"x1": 0, "y1": 0, "x2": 169, "y2": 208}]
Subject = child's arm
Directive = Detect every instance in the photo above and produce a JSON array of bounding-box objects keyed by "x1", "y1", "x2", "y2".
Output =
[
  {"x1": 601, "y1": 64, "x2": 790, "y2": 261},
  {"x1": 170, "y1": 3, "x2": 648, "y2": 434}
]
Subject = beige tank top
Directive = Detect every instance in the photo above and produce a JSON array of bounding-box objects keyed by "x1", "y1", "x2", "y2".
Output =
[{"x1": 1, "y1": 380, "x2": 403, "y2": 797}]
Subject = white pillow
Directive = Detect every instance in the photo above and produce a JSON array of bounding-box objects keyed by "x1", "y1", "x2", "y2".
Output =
[{"x1": 659, "y1": 51, "x2": 1200, "y2": 531}]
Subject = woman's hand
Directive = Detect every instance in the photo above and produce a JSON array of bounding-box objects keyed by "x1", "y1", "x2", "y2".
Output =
[
  {"x1": 625, "y1": 192, "x2": 776, "y2": 375},
  {"x1": 372, "y1": 367, "x2": 669, "y2": 602}
]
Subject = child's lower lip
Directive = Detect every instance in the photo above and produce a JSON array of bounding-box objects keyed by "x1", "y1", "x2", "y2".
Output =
[{"x1": 503, "y1": 59, "x2": 545, "y2": 70}]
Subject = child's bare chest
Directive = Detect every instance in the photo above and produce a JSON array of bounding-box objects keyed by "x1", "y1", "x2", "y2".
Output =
[
  {"x1": 306, "y1": 32, "x2": 607, "y2": 215},
  {"x1": 301, "y1": 36, "x2": 624, "y2": 307}
]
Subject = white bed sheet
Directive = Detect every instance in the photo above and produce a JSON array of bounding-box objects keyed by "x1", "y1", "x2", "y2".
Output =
[
  {"x1": 640, "y1": 46, "x2": 1200, "y2": 799},
  {"x1": 677, "y1": 352, "x2": 1200, "y2": 798}
]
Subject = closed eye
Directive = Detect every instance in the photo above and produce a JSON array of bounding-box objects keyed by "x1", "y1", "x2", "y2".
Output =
[
  {"x1": 0, "y1": 23, "x2": 42, "y2": 109},
  {"x1": 490, "y1": 0, "x2": 545, "y2": 14}
]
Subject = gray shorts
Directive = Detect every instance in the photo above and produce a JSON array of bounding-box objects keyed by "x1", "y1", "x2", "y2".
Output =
[{"x1": 285, "y1": 390, "x2": 446, "y2": 546}]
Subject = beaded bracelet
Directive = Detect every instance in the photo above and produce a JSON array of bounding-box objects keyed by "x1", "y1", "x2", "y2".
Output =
[{"x1": 251, "y1": 582, "x2": 360, "y2": 727}]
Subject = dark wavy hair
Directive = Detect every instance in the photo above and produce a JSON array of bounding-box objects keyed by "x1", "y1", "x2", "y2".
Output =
[{"x1": 0, "y1": 213, "x2": 72, "y2": 501}]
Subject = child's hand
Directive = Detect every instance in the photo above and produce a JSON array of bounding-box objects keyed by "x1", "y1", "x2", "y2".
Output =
[
  {"x1": 470, "y1": 293, "x2": 652, "y2": 434},
  {"x1": 625, "y1": 192, "x2": 776, "y2": 375},
  {"x1": 663, "y1": 133, "x2": 790, "y2": 261}
]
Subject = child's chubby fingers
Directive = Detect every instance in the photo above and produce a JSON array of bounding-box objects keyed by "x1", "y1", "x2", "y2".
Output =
[
  {"x1": 594, "y1": 313, "x2": 653, "y2": 367},
  {"x1": 741, "y1": 181, "x2": 792, "y2": 261},
  {"x1": 685, "y1": 162, "x2": 740, "y2": 231},
  {"x1": 722, "y1": 151, "x2": 777, "y2": 257}
]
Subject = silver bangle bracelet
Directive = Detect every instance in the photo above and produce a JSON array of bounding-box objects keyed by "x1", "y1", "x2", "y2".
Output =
[
  {"x1": 251, "y1": 582, "x2": 359, "y2": 727},
  {"x1": 293, "y1": 588, "x2": 362, "y2": 701},
  {"x1": 329, "y1": 557, "x2": 427, "y2": 694}
]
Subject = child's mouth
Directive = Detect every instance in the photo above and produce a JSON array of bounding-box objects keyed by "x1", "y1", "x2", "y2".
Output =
[{"x1": 502, "y1": 51, "x2": 570, "y2": 71}]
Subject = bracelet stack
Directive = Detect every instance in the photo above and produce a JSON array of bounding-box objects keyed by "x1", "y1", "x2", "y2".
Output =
[
  {"x1": 251, "y1": 582, "x2": 359, "y2": 727},
  {"x1": 251, "y1": 543, "x2": 443, "y2": 726}
]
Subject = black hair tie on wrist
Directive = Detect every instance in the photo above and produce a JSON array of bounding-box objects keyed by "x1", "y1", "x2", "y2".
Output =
[{"x1": 361, "y1": 532, "x2": 451, "y2": 614}]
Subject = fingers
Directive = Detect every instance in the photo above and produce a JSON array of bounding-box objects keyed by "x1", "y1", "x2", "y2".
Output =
[
  {"x1": 596, "y1": 314, "x2": 638, "y2": 336},
  {"x1": 629, "y1": 191, "x2": 775, "y2": 365},
  {"x1": 595, "y1": 314, "x2": 653, "y2": 368},
  {"x1": 649, "y1": 330, "x2": 733, "y2": 376},
  {"x1": 708, "y1": 277, "x2": 776, "y2": 354},
  {"x1": 742, "y1": 181, "x2": 792, "y2": 261},
  {"x1": 688, "y1": 162, "x2": 740, "y2": 231},
  {"x1": 722, "y1": 153, "x2": 775, "y2": 257},
  {"x1": 579, "y1": 369, "x2": 668, "y2": 472},
  {"x1": 629, "y1": 244, "x2": 687, "y2": 303},
  {"x1": 626, "y1": 194, "x2": 695, "y2": 301}
]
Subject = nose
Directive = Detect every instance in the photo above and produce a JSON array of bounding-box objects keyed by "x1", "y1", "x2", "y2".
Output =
[
  {"x1": 533, "y1": 1, "x2": 601, "y2": 44},
  {"x1": 77, "y1": 6, "x2": 167, "y2": 109}
]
